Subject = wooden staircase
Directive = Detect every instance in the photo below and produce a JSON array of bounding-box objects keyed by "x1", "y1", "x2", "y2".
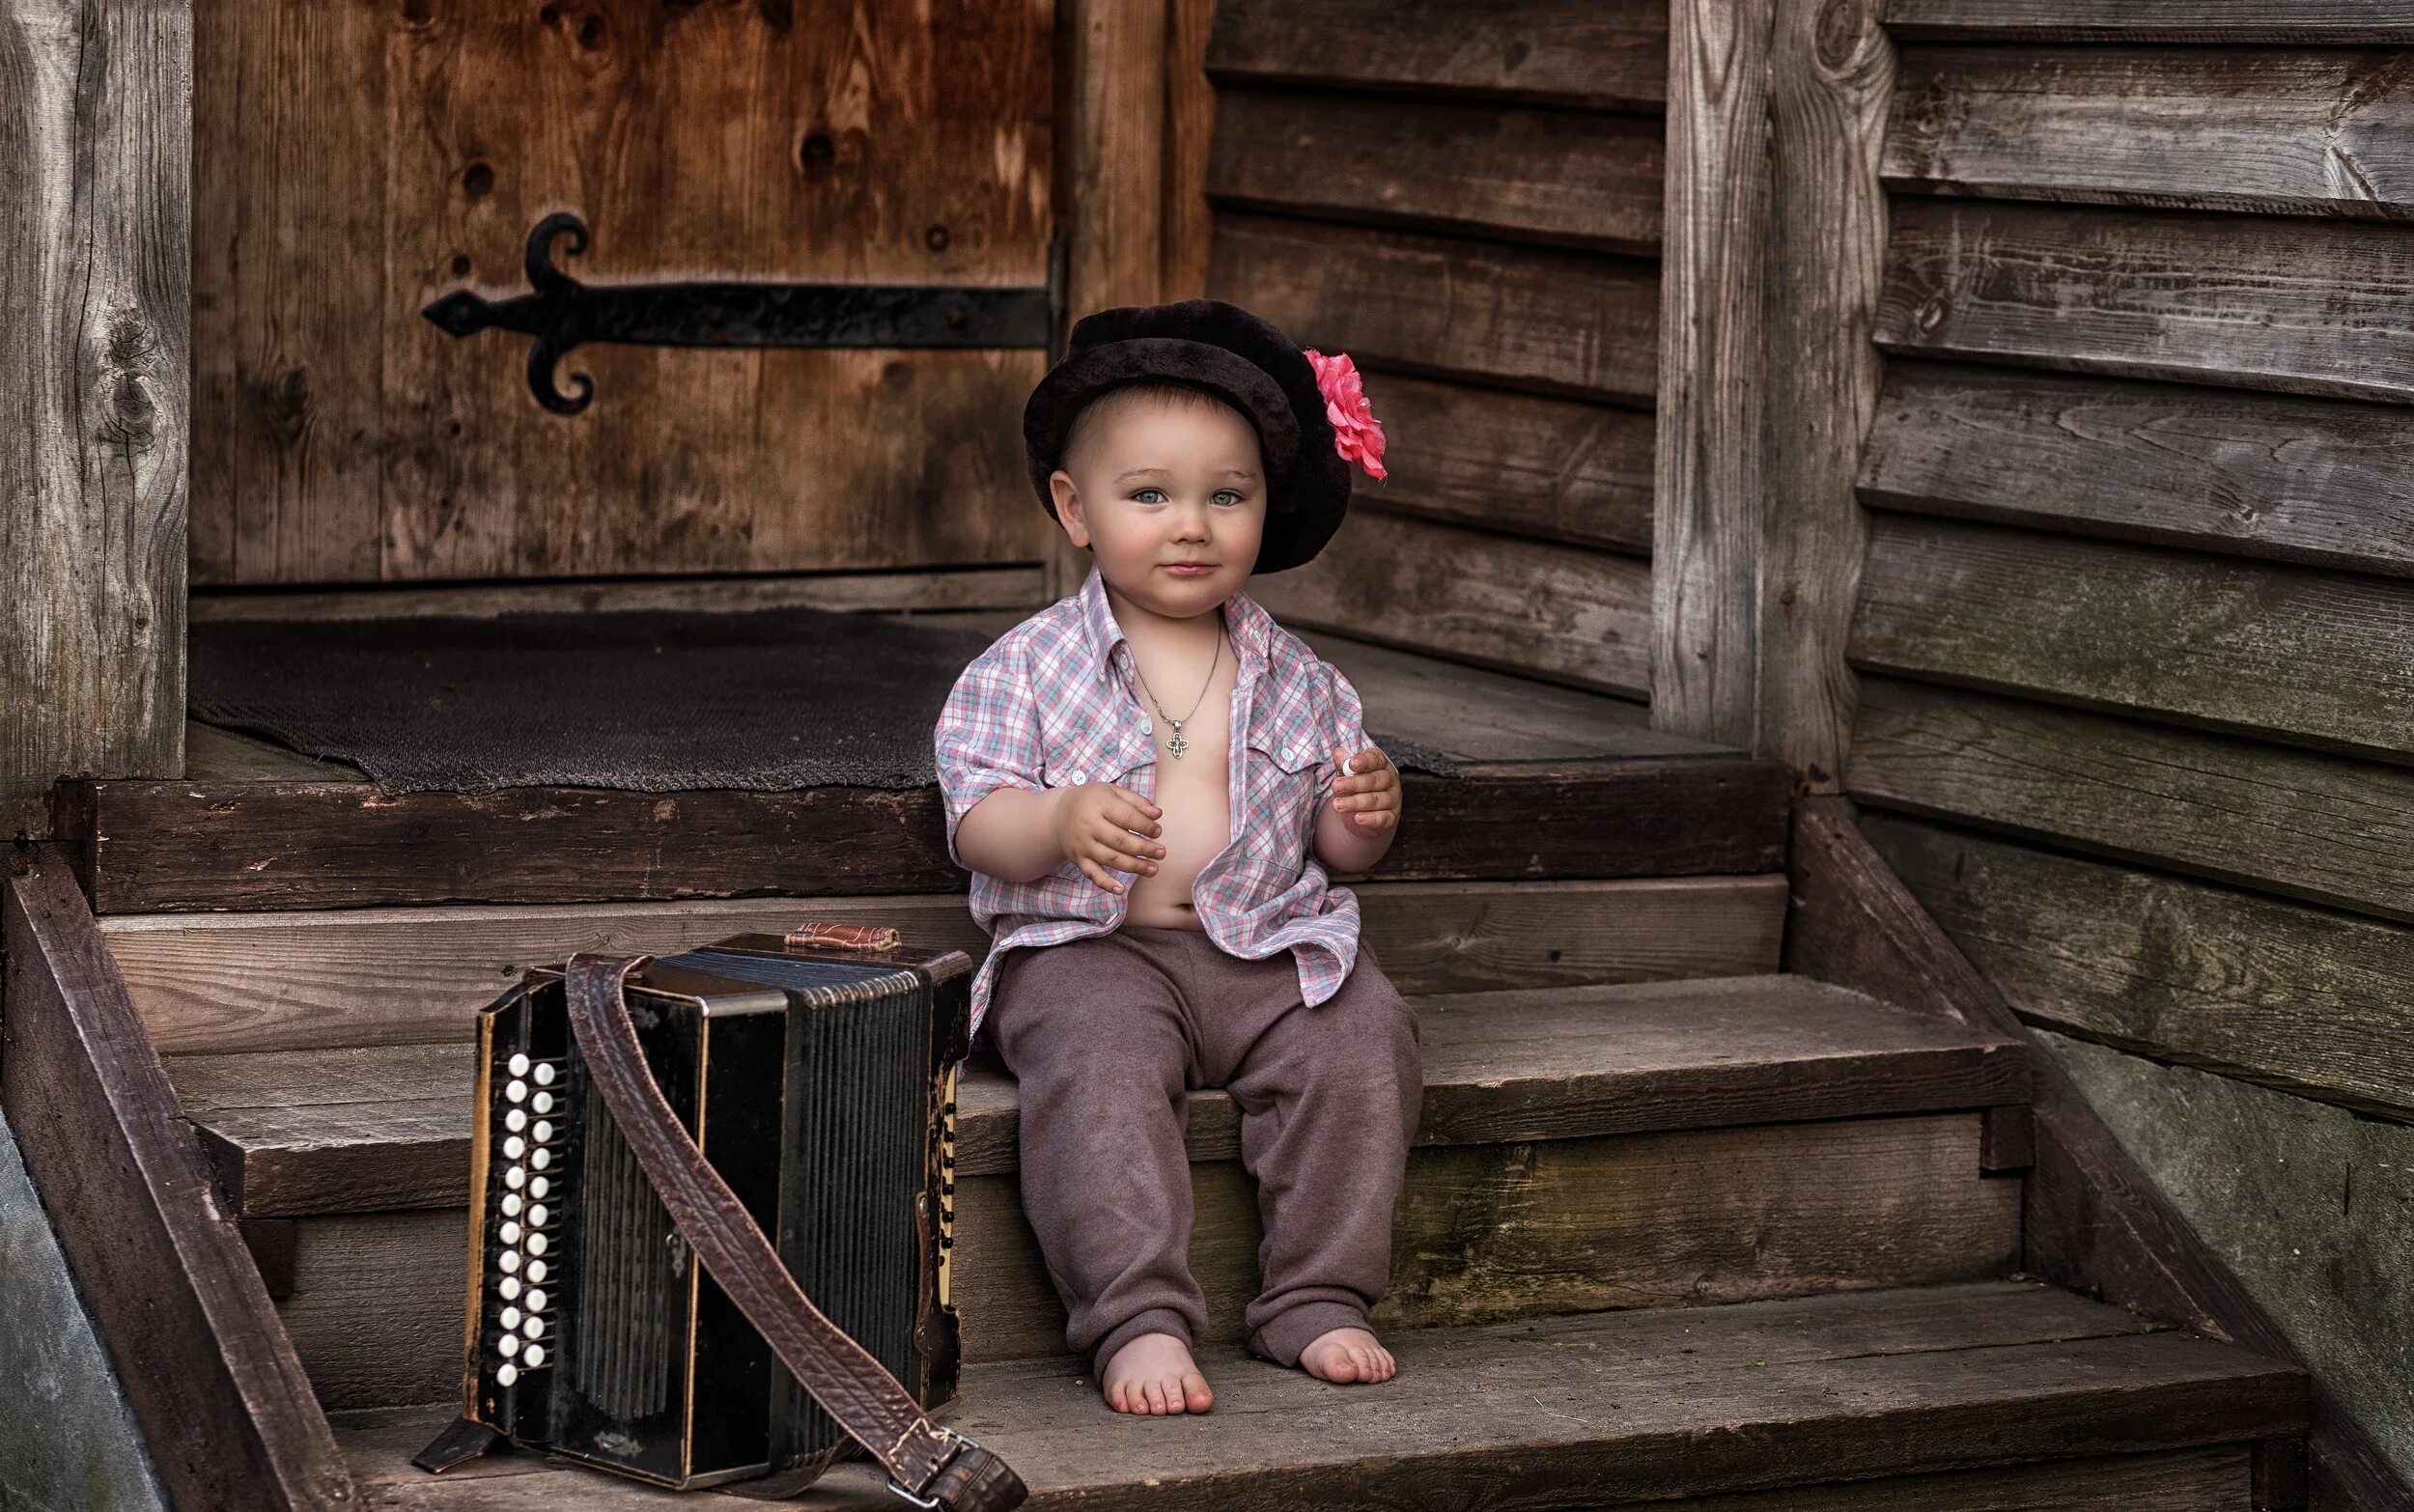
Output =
[{"x1": 16, "y1": 637, "x2": 2311, "y2": 1509}]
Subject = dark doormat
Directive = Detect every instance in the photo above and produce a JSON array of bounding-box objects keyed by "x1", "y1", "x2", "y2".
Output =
[{"x1": 188, "y1": 604, "x2": 1459, "y2": 795}]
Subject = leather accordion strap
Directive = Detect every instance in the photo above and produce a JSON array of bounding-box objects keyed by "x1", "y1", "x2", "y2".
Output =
[{"x1": 565, "y1": 952, "x2": 1027, "y2": 1511}]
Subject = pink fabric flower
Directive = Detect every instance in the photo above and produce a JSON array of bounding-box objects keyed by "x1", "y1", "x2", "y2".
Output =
[{"x1": 1303, "y1": 348, "x2": 1387, "y2": 481}]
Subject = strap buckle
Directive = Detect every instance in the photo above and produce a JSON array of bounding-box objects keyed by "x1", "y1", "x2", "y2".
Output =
[{"x1": 884, "y1": 1426, "x2": 967, "y2": 1510}]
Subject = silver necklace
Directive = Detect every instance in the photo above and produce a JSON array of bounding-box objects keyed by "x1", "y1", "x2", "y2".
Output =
[{"x1": 1129, "y1": 626, "x2": 1223, "y2": 759}]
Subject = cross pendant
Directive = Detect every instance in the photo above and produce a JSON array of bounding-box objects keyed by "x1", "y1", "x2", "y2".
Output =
[{"x1": 1166, "y1": 728, "x2": 1189, "y2": 758}]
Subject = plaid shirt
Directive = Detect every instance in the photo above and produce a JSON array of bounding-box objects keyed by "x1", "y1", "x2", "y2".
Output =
[{"x1": 934, "y1": 564, "x2": 1371, "y2": 1043}]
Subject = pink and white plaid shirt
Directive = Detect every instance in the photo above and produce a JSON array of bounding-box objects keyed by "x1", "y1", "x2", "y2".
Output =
[{"x1": 933, "y1": 564, "x2": 1371, "y2": 1043}]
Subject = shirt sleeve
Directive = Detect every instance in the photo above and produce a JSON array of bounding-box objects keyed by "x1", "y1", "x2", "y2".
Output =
[
  {"x1": 1317, "y1": 659, "x2": 1375, "y2": 805},
  {"x1": 933, "y1": 639, "x2": 1047, "y2": 871}
]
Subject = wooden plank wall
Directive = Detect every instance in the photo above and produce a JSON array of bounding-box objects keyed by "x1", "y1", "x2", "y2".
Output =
[
  {"x1": 187, "y1": 0, "x2": 1055, "y2": 588},
  {"x1": 1845, "y1": 6, "x2": 2414, "y2": 1497},
  {"x1": 1187, "y1": 0, "x2": 1668, "y2": 701}
]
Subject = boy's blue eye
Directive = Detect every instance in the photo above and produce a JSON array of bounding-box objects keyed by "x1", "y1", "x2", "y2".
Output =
[{"x1": 1133, "y1": 489, "x2": 1247, "y2": 504}]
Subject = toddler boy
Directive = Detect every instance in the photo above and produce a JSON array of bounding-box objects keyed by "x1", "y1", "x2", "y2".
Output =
[{"x1": 933, "y1": 299, "x2": 1419, "y2": 1417}]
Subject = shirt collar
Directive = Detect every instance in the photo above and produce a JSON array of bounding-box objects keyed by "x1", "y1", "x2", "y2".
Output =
[{"x1": 1079, "y1": 562, "x2": 1270, "y2": 684}]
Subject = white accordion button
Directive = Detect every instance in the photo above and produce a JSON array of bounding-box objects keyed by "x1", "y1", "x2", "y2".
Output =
[
  {"x1": 529, "y1": 1177, "x2": 550, "y2": 1200},
  {"x1": 527, "y1": 1233, "x2": 548, "y2": 1256},
  {"x1": 531, "y1": 1149, "x2": 551, "y2": 1170},
  {"x1": 521, "y1": 1316, "x2": 543, "y2": 1340},
  {"x1": 502, "y1": 1136, "x2": 526, "y2": 1160},
  {"x1": 524, "y1": 1344, "x2": 547, "y2": 1368},
  {"x1": 508, "y1": 1052, "x2": 530, "y2": 1077},
  {"x1": 497, "y1": 1333, "x2": 519, "y2": 1358},
  {"x1": 533, "y1": 1091, "x2": 555, "y2": 1114},
  {"x1": 500, "y1": 1194, "x2": 522, "y2": 1218},
  {"x1": 533, "y1": 1121, "x2": 553, "y2": 1143},
  {"x1": 505, "y1": 1079, "x2": 527, "y2": 1104},
  {"x1": 527, "y1": 1288, "x2": 547, "y2": 1311},
  {"x1": 496, "y1": 1363, "x2": 519, "y2": 1386},
  {"x1": 498, "y1": 1251, "x2": 520, "y2": 1274},
  {"x1": 533, "y1": 1063, "x2": 556, "y2": 1086},
  {"x1": 500, "y1": 1306, "x2": 521, "y2": 1330},
  {"x1": 504, "y1": 1166, "x2": 525, "y2": 1190},
  {"x1": 505, "y1": 1109, "x2": 527, "y2": 1134},
  {"x1": 528, "y1": 1204, "x2": 549, "y2": 1227},
  {"x1": 499, "y1": 1221, "x2": 521, "y2": 1244},
  {"x1": 526, "y1": 1260, "x2": 547, "y2": 1284},
  {"x1": 498, "y1": 1276, "x2": 520, "y2": 1301}
]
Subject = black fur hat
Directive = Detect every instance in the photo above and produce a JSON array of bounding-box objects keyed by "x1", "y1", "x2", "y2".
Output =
[{"x1": 1022, "y1": 297, "x2": 1366, "y2": 574}]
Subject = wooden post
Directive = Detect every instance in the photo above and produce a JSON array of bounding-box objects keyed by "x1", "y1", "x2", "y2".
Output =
[
  {"x1": 1048, "y1": 0, "x2": 1169, "y2": 601},
  {"x1": 1653, "y1": 0, "x2": 1892, "y2": 791},
  {"x1": 0, "y1": 0, "x2": 192, "y2": 839},
  {"x1": 1653, "y1": 0, "x2": 1775, "y2": 753}
]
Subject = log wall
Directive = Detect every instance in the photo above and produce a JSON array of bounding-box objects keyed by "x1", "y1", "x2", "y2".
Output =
[
  {"x1": 1843, "y1": 11, "x2": 2414, "y2": 1493},
  {"x1": 1190, "y1": 0, "x2": 1668, "y2": 702}
]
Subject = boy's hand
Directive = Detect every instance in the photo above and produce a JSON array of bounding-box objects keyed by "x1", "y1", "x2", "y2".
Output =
[
  {"x1": 1329, "y1": 745, "x2": 1399, "y2": 833},
  {"x1": 1049, "y1": 782, "x2": 1165, "y2": 894}
]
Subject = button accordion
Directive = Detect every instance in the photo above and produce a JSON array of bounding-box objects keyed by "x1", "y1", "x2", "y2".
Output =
[{"x1": 429, "y1": 924, "x2": 972, "y2": 1491}]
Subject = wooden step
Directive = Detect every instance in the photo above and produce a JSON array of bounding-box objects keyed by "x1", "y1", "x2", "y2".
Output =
[
  {"x1": 103, "y1": 876, "x2": 1790, "y2": 1056},
  {"x1": 328, "y1": 1280, "x2": 2308, "y2": 1510},
  {"x1": 175, "y1": 977, "x2": 2035, "y2": 1409},
  {"x1": 175, "y1": 974, "x2": 2026, "y2": 1218},
  {"x1": 62, "y1": 621, "x2": 1788, "y2": 914},
  {"x1": 54, "y1": 753, "x2": 1792, "y2": 913}
]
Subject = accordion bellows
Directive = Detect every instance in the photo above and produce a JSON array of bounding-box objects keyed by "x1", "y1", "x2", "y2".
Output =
[{"x1": 450, "y1": 930, "x2": 971, "y2": 1490}]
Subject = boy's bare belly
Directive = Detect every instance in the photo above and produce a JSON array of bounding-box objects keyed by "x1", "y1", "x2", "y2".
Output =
[{"x1": 1121, "y1": 659, "x2": 1238, "y2": 931}]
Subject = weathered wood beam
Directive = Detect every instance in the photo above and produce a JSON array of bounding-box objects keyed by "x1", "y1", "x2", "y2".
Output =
[
  {"x1": 1887, "y1": 46, "x2": 2414, "y2": 218},
  {"x1": 1884, "y1": 0, "x2": 2414, "y2": 44},
  {"x1": 1, "y1": 848, "x2": 346, "y2": 1509},
  {"x1": 1782, "y1": 794, "x2": 2399, "y2": 1511},
  {"x1": 1204, "y1": 0, "x2": 1670, "y2": 114},
  {"x1": 1849, "y1": 514, "x2": 2414, "y2": 764},
  {"x1": 1651, "y1": 0, "x2": 1773, "y2": 751},
  {"x1": 1653, "y1": 0, "x2": 1891, "y2": 786},
  {"x1": 102, "y1": 876, "x2": 1790, "y2": 1055},
  {"x1": 1208, "y1": 88, "x2": 1663, "y2": 256},
  {"x1": 1857, "y1": 361, "x2": 2414, "y2": 580},
  {"x1": 1160, "y1": 0, "x2": 1218, "y2": 300},
  {"x1": 1360, "y1": 371, "x2": 1655, "y2": 554},
  {"x1": 1754, "y1": 0, "x2": 1893, "y2": 788},
  {"x1": 0, "y1": 0, "x2": 192, "y2": 838},
  {"x1": 1049, "y1": 0, "x2": 1168, "y2": 598},
  {"x1": 1862, "y1": 810, "x2": 2414, "y2": 1124},
  {"x1": 1878, "y1": 201, "x2": 2414, "y2": 405},
  {"x1": 1846, "y1": 676, "x2": 2414, "y2": 926},
  {"x1": 1246, "y1": 508, "x2": 1653, "y2": 695},
  {"x1": 54, "y1": 756, "x2": 1795, "y2": 913},
  {"x1": 1211, "y1": 211, "x2": 1660, "y2": 405}
]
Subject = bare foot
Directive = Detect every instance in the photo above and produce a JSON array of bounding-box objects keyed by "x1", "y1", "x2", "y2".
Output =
[
  {"x1": 1298, "y1": 1326, "x2": 1396, "y2": 1384},
  {"x1": 1100, "y1": 1331, "x2": 1214, "y2": 1414}
]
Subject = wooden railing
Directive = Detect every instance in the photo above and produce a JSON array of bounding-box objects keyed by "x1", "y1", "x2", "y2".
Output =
[
  {"x1": 2, "y1": 846, "x2": 350, "y2": 1510},
  {"x1": 1786, "y1": 796, "x2": 2405, "y2": 1512}
]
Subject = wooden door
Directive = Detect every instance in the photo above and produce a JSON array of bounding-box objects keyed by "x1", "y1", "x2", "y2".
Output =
[{"x1": 190, "y1": 0, "x2": 1058, "y2": 586}]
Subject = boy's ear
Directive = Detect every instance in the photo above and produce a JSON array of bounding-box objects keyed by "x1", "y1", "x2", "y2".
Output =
[{"x1": 1049, "y1": 470, "x2": 1087, "y2": 546}]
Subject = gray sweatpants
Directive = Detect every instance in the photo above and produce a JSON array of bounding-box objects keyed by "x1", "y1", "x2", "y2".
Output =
[{"x1": 983, "y1": 924, "x2": 1423, "y2": 1377}]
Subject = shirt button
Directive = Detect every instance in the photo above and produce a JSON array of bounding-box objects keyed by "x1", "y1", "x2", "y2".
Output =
[
  {"x1": 1140, "y1": 718, "x2": 1153, "y2": 734},
  {"x1": 1069, "y1": 769, "x2": 1086, "y2": 785}
]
